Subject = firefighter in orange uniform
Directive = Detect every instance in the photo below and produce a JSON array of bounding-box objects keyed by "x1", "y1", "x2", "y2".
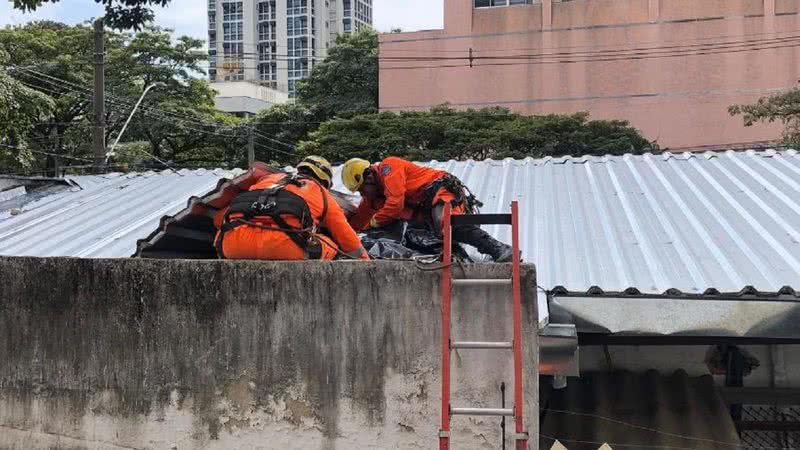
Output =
[
  {"x1": 341, "y1": 157, "x2": 513, "y2": 262},
  {"x1": 215, "y1": 156, "x2": 368, "y2": 260}
]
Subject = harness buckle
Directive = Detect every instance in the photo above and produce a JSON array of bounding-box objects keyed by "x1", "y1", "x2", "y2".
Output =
[{"x1": 251, "y1": 200, "x2": 277, "y2": 213}]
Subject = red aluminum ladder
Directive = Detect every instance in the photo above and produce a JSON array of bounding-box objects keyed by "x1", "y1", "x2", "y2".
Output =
[{"x1": 439, "y1": 201, "x2": 528, "y2": 450}]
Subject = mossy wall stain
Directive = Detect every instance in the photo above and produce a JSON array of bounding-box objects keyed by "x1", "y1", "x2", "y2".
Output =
[{"x1": 0, "y1": 257, "x2": 537, "y2": 449}]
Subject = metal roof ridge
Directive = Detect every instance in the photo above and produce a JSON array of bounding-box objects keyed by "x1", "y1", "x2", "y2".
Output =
[{"x1": 425, "y1": 148, "x2": 798, "y2": 167}]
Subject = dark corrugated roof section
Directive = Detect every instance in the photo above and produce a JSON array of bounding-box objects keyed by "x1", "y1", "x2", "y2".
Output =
[
  {"x1": 134, "y1": 166, "x2": 266, "y2": 258},
  {"x1": 134, "y1": 163, "x2": 360, "y2": 258},
  {"x1": 540, "y1": 370, "x2": 741, "y2": 450}
]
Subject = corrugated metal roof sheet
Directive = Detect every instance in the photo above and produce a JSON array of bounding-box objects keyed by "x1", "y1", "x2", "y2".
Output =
[
  {"x1": 412, "y1": 150, "x2": 800, "y2": 296},
  {"x1": 0, "y1": 169, "x2": 243, "y2": 258},
  {"x1": 2, "y1": 150, "x2": 800, "y2": 297}
]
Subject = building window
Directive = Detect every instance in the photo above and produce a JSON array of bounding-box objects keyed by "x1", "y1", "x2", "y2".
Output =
[
  {"x1": 223, "y1": 21, "x2": 243, "y2": 41},
  {"x1": 208, "y1": 0, "x2": 216, "y2": 11},
  {"x1": 259, "y1": 42, "x2": 276, "y2": 61},
  {"x1": 288, "y1": 37, "x2": 308, "y2": 57},
  {"x1": 222, "y1": 42, "x2": 244, "y2": 81},
  {"x1": 258, "y1": 0, "x2": 276, "y2": 21},
  {"x1": 287, "y1": 16, "x2": 308, "y2": 36},
  {"x1": 475, "y1": 0, "x2": 530, "y2": 6},
  {"x1": 259, "y1": 62, "x2": 277, "y2": 82},
  {"x1": 343, "y1": 18, "x2": 351, "y2": 32},
  {"x1": 287, "y1": 0, "x2": 307, "y2": 16},
  {"x1": 258, "y1": 22, "x2": 276, "y2": 41},
  {"x1": 222, "y1": 1, "x2": 243, "y2": 21},
  {"x1": 288, "y1": 58, "x2": 309, "y2": 78}
]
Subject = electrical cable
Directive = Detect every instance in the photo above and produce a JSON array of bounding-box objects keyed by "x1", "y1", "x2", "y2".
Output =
[
  {"x1": 0, "y1": 143, "x2": 94, "y2": 162},
  {"x1": 381, "y1": 39, "x2": 800, "y2": 70},
  {"x1": 380, "y1": 25, "x2": 800, "y2": 54},
  {"x1": 540, "y1": 407, "x2": 755, "y2": 449},
  {"x1": 15, "y1": 68, "x2": 297, "y2": 156}
]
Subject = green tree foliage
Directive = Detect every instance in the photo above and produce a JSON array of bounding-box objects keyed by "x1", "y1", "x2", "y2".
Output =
[
  {"x1": 250, "y1": 29, "x2": 378, "y2": 164},
  {"x1": 296, "y1": 29, "x2": 378, "y2": 118},
  {"x1": 0, "y1": 22, "x2": 98, "y2": 172},
  {"x1": 0, "y1": 22, "x2": 244, "y2": 173},
  {"x1": 106, "y1": 27, "x2": 246, "y2": 166},
  {"x1": 0, "y1": 50, "x2": 53, "y2": 172},
  {"x1": 299, "y1": 106, "x2": 654, "y2": 163},
  {"x1": 729, "y1": 89, "x2": 800, "y2": 147},
  {"x1": 12, "y1": 0, "x2": 171, "y2": 30},
  {"x1": 251, "y1": 103, "x2": 323, "y2": 164}
]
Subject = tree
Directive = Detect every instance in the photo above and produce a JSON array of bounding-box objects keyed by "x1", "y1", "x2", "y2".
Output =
[
  {"x1": 105, "y1": 26, "x2": 247, "y2": 166},
  {"x1": 12, "y1": 0, "x2": 171, "y2": 30},
  {"x1": 249, "y1": 103, "x2": 324, "y2": 165},
  {"x1": 298, "y1": 106, "x2": 654, "y2": 162},
  {"x1": 729, "y1": 89, "x2": 800, "y2": 147},
  {"x1": 296, "y1": 29, "x2": 378, "y2": 118},
  {"x1": 0, "y1": 50, "x2": 53, "y2": 172},
  {"x1": 0, "y1": 22, "x2": 242, "y2": 172},
  {"x1": 0, "y1": 22, "x2": 95, "y2": 173}
]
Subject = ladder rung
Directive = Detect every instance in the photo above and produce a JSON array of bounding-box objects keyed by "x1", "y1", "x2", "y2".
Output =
[
  {"x1": 451, "y1": 407, "x2": 514, "y2": 416},
  {"x1": 451, "y1": 341, "x2": 513, "y2": 349},
  {"x1": 451, "y1": 279, "x2": 512, "y2": 287}
]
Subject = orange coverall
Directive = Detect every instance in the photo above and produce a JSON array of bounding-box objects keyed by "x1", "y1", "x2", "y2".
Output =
[
  {"x1": 349, "y1": 157, "x2": 465, "y2": 232},
  {"x1": 216, "y1": 173, "x2": 368, "y2": 260}
]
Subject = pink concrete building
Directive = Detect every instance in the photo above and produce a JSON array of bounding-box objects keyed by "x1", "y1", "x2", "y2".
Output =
[{"x1": 379, "y1": 0, "x2": 800, "y2": 149}]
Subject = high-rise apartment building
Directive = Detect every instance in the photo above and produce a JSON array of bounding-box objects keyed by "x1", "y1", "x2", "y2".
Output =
[{"x1": 208, "y1": 0, "x2": 372, "y2": 98}]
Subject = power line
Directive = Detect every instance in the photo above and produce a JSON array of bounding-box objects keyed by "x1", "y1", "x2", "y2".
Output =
[
  {"x1": 15, "y1": 68, "x2": 257, "y2": 142},
  {"x1": 381, "y1": 39, "x2": 800, "y2": 70},
  {"x1": 384, "y1": 34, "x2": 800, "y2": 63},
  {"x1": 380, "y1": 27, "x2": 800, "y2": 55},
  {"x1": 12, "y1": 72, "x2": 249, "y2": 166},
  {"x1": 472, "y1": 33, "x2": 800, "y2": 61},
  {"x1": 252, "y1": 140, "x2": 298, "y2": 160},
  {"x1": 0, "y1": 143, "x2": 94, "y2": 162}
]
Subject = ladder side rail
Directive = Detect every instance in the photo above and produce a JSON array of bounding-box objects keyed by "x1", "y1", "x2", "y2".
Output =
[
  {"x1": 439, "y1": 203, "x2": 453, "y2": 450},
  {"x1": 510, "y1": 201, "x2": 528, "y2": 449}
]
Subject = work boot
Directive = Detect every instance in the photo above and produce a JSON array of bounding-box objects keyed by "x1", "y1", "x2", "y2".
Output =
[{"x1": 453, "y1": 225, "x2": 514, "y2": 263}]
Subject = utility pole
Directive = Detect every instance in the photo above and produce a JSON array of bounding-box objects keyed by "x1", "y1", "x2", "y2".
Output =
[
  {"x1": 248, "y1": 124, "x2": 255, "y2": 165},
  {"x1": 93, "y1": 18, "x2": 106, "y2": 170}
]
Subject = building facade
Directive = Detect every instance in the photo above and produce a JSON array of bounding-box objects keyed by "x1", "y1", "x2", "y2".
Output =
[
  {"x1": 208, "y1": 0, "x2": 372, "y2": 98},
  {"x1": 380, "y1": 0, "x2": 800, "y2": 149}
]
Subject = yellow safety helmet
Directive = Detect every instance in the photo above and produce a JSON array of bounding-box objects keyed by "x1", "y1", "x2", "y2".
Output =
[
  {"x1": 296, "y1": 155, "x2": 333, "y2": 188},
  {"x1": 341, "y1": 158, "x2": 371, "y2": 192}
]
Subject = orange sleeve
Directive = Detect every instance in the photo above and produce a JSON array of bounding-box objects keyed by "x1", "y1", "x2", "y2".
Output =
[
  {"x1": 322, "y1": 189, "x2": 369, "y2": 260},
  {"x1": 349, "y1": 198, "x2": 376, "y2": 232},
  {"x1": 373, "y1": 160, "x2": 407, "y2": 227}
]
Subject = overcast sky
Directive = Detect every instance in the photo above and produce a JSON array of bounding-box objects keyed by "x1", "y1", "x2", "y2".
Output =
[{"x1": 0, "y1": 0, "x2": 445, "y2": 37}]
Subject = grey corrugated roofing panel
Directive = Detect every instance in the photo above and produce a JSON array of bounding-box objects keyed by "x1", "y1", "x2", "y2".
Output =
[
  {"x1": 0, "y1": 168, "x2": 243, "y2": 258},
  {"x1": 3, "y1": 150, "x2": 800, "y2": 297},
  {"x1": 408, "y1": 150, "x2": 800, "y2": 296}
]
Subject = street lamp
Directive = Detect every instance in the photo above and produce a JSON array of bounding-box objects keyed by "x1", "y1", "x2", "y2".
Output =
[{"x1": 105, "y1": 81, "x2": 167, "y2": 164}]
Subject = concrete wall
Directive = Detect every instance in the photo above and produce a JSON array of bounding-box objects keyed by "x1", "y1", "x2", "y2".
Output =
[
  {"x1": 380, "y1": 0, "x2": 798, "y2": 149},
  {"x1": 0, "y1": 257, "x2": 538, "y2": 449}
]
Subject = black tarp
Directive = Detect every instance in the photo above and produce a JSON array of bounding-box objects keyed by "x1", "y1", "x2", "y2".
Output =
[{"x1": 359, "y1": 222, "x2": 472, "y2": 261}]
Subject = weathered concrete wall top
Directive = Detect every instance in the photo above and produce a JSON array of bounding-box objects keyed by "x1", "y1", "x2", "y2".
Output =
[{"x1": 0, "y1": 257, "x2": 538, "y2": 449}]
